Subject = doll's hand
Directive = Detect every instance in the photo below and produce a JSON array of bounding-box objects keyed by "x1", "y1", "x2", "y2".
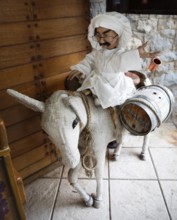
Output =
[
  {"x1": 125, "y1": 71, "x2": 141, "y2": 85},
  {"x1": 138, "y1": 41, "x2": 160, "y2": 59},
  {"x1": 68, "y1": 70, "x2": 85, "y2": 83}
]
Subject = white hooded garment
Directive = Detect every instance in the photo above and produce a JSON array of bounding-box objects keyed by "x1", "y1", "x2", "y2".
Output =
[{"x1": 71, "y1": 12, "x2": 142, "y2": 109}]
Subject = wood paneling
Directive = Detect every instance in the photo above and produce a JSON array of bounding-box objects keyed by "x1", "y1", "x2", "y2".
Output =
[
  {"x1": 13, "y1": 144, "x2": 51, "y2": 171},
  {"x1": 6, "y1": 115, "x2": 41, "y2": 143},
  {"x1": 0, "y1": 43, "x2": 35, "y2": 69},
  {"x1": 0, "y1": 52, "x2": 86, "y2": 91},
  {"x1": 0, "y1": 36, "x2": 89, "y2": 69},
  {"x1": 0, "y1": 64, "x2": 34, "y2": 90},
  {"x1": 44, "y1": 72, "x2": 69, "y2": 94},
  {"x1": 0, "y1": 104, "x2": 39, "y2": 127},
  {"x1": 0, "y1": 82, "x2": 40, "y2": 110},
  {"x1": 0, "y1": 0, "x2": 32, "y2": 23},
  {"x1": 35, "y1": 17, "x2": 89, "y2": 40},
  {"x1": 33, "y1": 0, "x2": 90, "y2": 19},
  {"x1": 10, "y1": 131, "x2": 47, "y2": 158},
  {"x1": 20, "y1": 153, "x2": 58, "y2": 179},
  {"x1": 35, "y1": 35, "x2": 89, "y2": 59},
  {"x1": 23, "y1": 161, "x2": 62, "y2": 185},
  {"x1": 0, "y1": 0, "x2": 90, "y2": 181},
  {"x1": 0, "y1": 22, "x2": 33, "y2": 46},
  {"x1": 41, "y1": 52, "x2": 87, "y2": 78}
]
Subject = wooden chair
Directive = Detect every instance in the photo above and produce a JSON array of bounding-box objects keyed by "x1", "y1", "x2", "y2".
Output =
[{"x1": 0, "y1": 117, "x2": 26, "y2": 220}]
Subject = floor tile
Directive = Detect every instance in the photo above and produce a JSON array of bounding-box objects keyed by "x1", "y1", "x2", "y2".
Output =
[
  {"x1": 52, "y1": 179, "x2": 109, "y2": 220},
  {"x1": 23, "y1": 120, "x2": 177, "y2": 220},
  {"x1": 150, "y1": 148, "x2": 177, "y2": 179},
  {"x1": 122, "y1": 122, "x2": 177, "y2": 148},
  {"x1": 149, "y1": 123, "x2": 177, "y2": 147},
  {"x1": 42, "y1": 166, "x2": 63, "y2": 178},
  {"x1": 160, "y1": 180, "x2": 177, "y2": 220},
  {"x1": 25, "y1": 178, "x2": 60, "y2": 220},
  {"x1": 110, "y1": 180, "x2": 170, "y2": 220},
  {"x1": 121, "y1": 132, "x2": 144, "y2": 147},
  {"x1": 109, "y1": 148, "x2": 157, "y2": 179}
]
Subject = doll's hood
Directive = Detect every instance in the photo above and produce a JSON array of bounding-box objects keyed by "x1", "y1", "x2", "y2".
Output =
[{"x1": 88, "y1": 12, "x2": 132, "y2": 50}]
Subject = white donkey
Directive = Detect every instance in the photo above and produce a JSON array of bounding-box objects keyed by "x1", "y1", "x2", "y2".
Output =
[{"x1": 7, "y1": 89, "x2": 149, "y2": 208}]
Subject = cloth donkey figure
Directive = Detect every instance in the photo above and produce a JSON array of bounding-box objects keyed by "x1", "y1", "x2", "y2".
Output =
[{"x1": 7, "y1": 89, "x2": 149, "y2": 208}]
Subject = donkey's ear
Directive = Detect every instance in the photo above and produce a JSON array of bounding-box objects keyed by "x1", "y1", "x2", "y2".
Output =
[{"x1": 63, "y1": 96, "x2": 87, "y2": 127}]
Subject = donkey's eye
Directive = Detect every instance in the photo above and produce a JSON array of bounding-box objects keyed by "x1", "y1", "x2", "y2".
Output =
[{"x1": 72, "y1": 117, "x2": 79, "y2": 129}]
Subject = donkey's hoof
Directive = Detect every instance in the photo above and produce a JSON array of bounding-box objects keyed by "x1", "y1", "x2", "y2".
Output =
[
  {"x1": 91, "y1": 193, "x2": 102, "y2": 209},
  {"x1": 112, "y1": 154, "x2": 119, "y2": 161},
  {"x1": 139, "y1": 153, "x2": 146, "y2": 161},
  {"x1": 85, "y1": 194, "x2": 93, "y2": 207}
]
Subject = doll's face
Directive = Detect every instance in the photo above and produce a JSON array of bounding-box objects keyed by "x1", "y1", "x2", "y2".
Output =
[{"x1": 94, "y1": 27, "x2": 119, "y2": 49}]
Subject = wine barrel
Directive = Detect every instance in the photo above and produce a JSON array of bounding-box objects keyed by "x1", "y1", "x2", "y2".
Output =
[{"x1": 119, "y1": 85, "x2": 175, "y2": 135}]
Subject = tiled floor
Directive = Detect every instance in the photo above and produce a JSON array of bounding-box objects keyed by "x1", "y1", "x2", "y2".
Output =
[{"x1": 24, "y1": 122, "x2": 177, "y2": 220}]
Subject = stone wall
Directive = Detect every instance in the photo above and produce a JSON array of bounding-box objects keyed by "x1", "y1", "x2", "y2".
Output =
[
  {"x1": 127, "y1": 14, "x2": 177, "y2": 125},
  {"x1": 90, "y1": 0, "x2": 177, "y2": 125},
  {"x1": 90, "y1": 0, "x2": 106, "y2": 18}
]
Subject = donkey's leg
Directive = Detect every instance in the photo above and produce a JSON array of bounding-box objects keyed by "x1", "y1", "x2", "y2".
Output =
[
  {"x1": 92, "y1": 150, "x2": 106, "y2": 208},
  {"x1": 68, "y1": 162, "x2": 93, "y2": 207},
  {"x1": 139, "y1": 133, "x2": 150, "y2": 160},
  {"x1": 112, "y1": 127, "x2": 127, "y2": 161},
  {"x1": 112, "y1": 140, "x2": 123, "y2": 161}
]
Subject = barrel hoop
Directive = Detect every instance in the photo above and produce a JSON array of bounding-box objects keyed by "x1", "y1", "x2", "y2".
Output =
[
  {"x1": 124, "y1": 96, "x2": 162, "y2": 127},
  {"x1": 150, "y1": 85, "x2": 175, "y2": 121},
  {"x1": 132, "y1": 94, "x2": 161, "y2": 116}
]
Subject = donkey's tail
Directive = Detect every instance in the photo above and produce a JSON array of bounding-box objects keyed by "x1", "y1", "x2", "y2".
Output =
[{"x1": 7, "y1": 89, "x2": 45, "y2": 113}]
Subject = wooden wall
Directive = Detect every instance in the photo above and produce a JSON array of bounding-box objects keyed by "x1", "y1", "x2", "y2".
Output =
[{"x1": 0, "y1": 0, "x2": 90, "y2": 182}]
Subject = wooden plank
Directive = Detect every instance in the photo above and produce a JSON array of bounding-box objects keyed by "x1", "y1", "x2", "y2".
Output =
[
  {"x1": 1, "y1": 104, "x2": 39, "y2": 127},
  {"x1": 44, "y1": 72, "x2": 69, "y2": 94},
  {"x1": 42, "y1": 52, "x2": 87, "y2": 78},
  {"x1": 19, "y1": 152, "x2": 58, "y2": 179},
  {"x1": 34, "y1": 0, "x2": 90, "y2": 20},
  {"x1": 0, "y1": 52, "x2": 87, "y2": 90},
  {"x1": 0, "y1": 75, "x2": 68, "y2": 111},
  {"x1": 0, "y1": 43, "x2": 35, "y2": 69},
  {"x1": 0, "y1": 0, "x2": 90, "y2": 183},
  {"x1": 0, "y1": 22, "x2": 33, "y2": 47},
  {"x1": 23, "y1": 161, "x2": 62, "y2": 185},
  {"x1": 0, "y1": 63, "x2": 34, "y2": 90},
  {"x1": 6, "y1": 115, "x2": 42, "y2": 144},
  {"x1": 0, "y1": 35, "x2": 89, "y2": 70},
  {"x1": 13, "y1": 144, "x2": 51, "y2": 171},
  {"x1": 37, "y1": 35, "x2": 90, "y2": 60},
  {"x1": 0, "y1": 0, "x2": 32, "y2": 23},
  {"x1": 34, "y1": 17, "x2": 89, "y2": 40},
  {"x1": 0, "y1": 17, "x2": 89, "y2": 47},
  {"x1": 0, "y1": 82, "x2": 41, "y2": 110},
  {"x1": 10, "y1": 131, "x2": 48, "y2": 158}
]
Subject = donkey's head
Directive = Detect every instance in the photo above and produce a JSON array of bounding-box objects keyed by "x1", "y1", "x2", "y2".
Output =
[{"x1": 41, "y1": 91, "x2": 87, "y2": 168}]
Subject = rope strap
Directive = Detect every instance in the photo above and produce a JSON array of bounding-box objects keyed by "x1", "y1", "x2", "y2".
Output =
[{"x1": 68, "y1": 91, "x2": 97, "y2": 177}]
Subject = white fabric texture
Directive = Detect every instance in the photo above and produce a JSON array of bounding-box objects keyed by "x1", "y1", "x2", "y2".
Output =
[
  {"x1": 74, "y1": 48, "x2": 141, "y2": 108},
  {"x1": 70, "y1": 12, "x2": 142, "y2": 109}
]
